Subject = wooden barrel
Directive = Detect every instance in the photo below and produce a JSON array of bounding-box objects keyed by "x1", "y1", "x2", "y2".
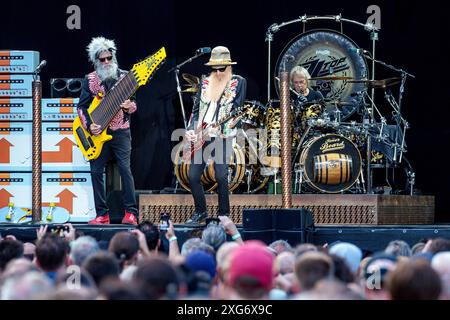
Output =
[{"x1": 313, "y1": 153, "x2": 353, "y2": 185}]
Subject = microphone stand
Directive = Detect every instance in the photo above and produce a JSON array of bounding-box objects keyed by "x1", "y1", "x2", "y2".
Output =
[{"x1": 168, "y1": 51, "x2": 207, "y2": 129}]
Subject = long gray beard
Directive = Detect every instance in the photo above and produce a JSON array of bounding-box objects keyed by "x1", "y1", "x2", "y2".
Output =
[{"x1": 95, "y1": 62, "x2": 119, "y2": 81}]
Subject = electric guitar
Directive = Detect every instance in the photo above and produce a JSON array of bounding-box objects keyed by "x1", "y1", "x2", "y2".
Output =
[
  {"x1": 182, "y1": 105, "x2": 249, "y2": 161},
  {"x1": 73, "y1": 47, "x2": 167, "y2": 160}
]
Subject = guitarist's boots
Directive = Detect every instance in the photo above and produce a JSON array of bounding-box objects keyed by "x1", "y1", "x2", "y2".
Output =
[
  {"x1": 122, "y1": 212, "x2": 138, "y2": 225},
  {"x1": 88, "y1": 214, "x2": 110, "y2": 225},
  {"x1": 185, "y1": 211, "x2": 208, "y2": 225}
]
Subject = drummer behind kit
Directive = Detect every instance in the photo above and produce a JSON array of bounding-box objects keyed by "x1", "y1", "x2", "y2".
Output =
[{"x1": 175, "y1": 21, "x2": 416, "y2": 196}]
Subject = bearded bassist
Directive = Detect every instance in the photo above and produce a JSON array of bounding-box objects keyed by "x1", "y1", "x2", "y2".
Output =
[{"x1": 76, "y1": 37, "x2": 139, "y2": 225}]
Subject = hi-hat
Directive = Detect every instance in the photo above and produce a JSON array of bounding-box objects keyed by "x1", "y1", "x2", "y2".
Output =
[
  {"x1": 310, "y1": 76, "x2": 354, "y2": 81},
  {"x1": 324, "y1": 100, "x2": 354, "y2": 107},
  {"x1": 347, "y1": 77, "x2": 401, "y2": 88}
]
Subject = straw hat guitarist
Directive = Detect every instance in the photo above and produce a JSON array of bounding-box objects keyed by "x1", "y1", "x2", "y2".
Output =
[{"x1": 184, "y1": 46, "x2": 247, "y2": 224}]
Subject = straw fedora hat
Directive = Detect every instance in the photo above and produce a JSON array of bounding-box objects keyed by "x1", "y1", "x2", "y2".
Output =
[{"x1": 205, "y1": 46, "x2": 237, "y2": 66}]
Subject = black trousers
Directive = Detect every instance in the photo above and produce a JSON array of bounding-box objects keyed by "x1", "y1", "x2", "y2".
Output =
[
  {"x1": 90, "y1": 128, "x2": 137, "y2": 217},
  {"x1": 188, "y1": 137, "x2": 233, "y2": 216}
]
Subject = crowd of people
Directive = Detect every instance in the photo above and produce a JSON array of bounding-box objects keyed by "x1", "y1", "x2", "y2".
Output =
[{"x1": 0, "y1": 215, "x2": 449, "y2": 300}]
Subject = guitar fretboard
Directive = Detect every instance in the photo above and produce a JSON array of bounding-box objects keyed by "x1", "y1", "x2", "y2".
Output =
[{"x1": 90, "y1": 72, "x2": 139, "y2": 130}]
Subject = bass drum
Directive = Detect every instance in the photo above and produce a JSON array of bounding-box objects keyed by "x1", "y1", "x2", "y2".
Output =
[
  {"x1": 174, "y1": 142, "x2": 246, "y2": 193},
  {"x1": 299, "y1": 134, "x2": 362, "y2": 193}
]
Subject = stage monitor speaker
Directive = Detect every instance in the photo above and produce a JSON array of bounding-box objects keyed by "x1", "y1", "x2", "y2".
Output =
[{"x1": 242, "y1": 208, "x2": 315, "y2": 246}]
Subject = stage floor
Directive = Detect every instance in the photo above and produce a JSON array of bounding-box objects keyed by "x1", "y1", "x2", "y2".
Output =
[{"x1": 139, "y1": 194, "x2": 435, "y2": 225}]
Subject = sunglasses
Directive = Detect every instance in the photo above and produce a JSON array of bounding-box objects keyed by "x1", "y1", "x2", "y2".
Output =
[
  {"x1": 212, "y1": 66, "x2": 227, "y2": 72},
  {"x1": 98, "y1": 56, "x2": 113, "y2": 62}
]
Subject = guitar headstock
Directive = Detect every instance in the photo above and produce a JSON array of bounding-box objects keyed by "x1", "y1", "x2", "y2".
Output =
[{"x1": 131, "y1": 47, "x2": 167, "y2": 86}]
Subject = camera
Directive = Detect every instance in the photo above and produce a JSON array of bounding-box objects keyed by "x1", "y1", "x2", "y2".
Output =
[
  {"x1": 205, "y1": 217, "x2": 221, "y2": 226},
  {"x1": 159, "y1": 213, "x2": 170, "y2": 231},
  {"x1": 48, "y1": 225, "x2": 69, "y2": 237}
]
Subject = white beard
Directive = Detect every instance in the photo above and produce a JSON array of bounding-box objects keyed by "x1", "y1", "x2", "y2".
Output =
[{"x1": 95, "y1": 61, "x2": 119, "y2": 81}]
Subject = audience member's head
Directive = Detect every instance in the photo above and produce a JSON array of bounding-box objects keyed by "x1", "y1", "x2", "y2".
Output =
[
  {"x1": 138, "y1": 221, "x2": 160, "y2": 251},
  {"x1": 0, "y1": 239, "x2": 24, "y2": 271},
  {"x1": 387, "y1": 259, "x2": 441, "y2": 300},
  {"x1": 108, "y1": 232, "x2": 140, "y2": 270},
  {"x1": 202, "y1": 222, "x2": 226, "y2": 251},
  {"x1": 227, "y1": 241, "x2": 274, "y2": 299},
  {"x1": 1, "y1": 271, "x2": 53, "y2": 300},
  {"x1": 423, "y1": 238, "x2": 450, "y2": 255},
  {"x1": 274, "y1": 251, "x2": 295, "y2": 276},
  {"x1": 181, "y1": 238, "x2": 214, "y2": 257},
  {"x1": 362, "y1": 253, "x2": 398, "y2": 300},
  {"x1": 82, "y1": 251, "x2": 120, "y2": 287},
  {"x1": 411, "y1": 242, "x2": 426, "y2": 255},
  {"x1": 70, "y1": 236, "x2": 100, "y2": 266},
  {"x1": 294, "y1": 243, "x2": 318, "y2": 258},
  {"x1": 328, "y1": 242, "x2": 362, "y2": 274},
  {"x1": 329, "y1": 254, "x2": 355, "y2": 284},
  {"x1": 431, "y1": 252, "x2": 450, "y2": 299},
  {"x1": 98, "y1": 278, "x2": 145, "y2": 300},
  {"x1": 296, "y1": 279, "x2": 365, "y2": 300},
  {"x1": 23, "y1": 242, "x2": 36, "y2": 261},
  {"x1": 134, "y1": 256, "x2": 181, "y2": 299},
  {"x1": 35, "y1": 234, "x2": 69, "y2": 272},
  {"x1": 269, "y1": 240, "x2": 293, "y2": 255},
  {"x1": 1, "y1": 258, "x2": 38, "y2": 281},
  {"x1": 385, "y1": 240, "x2": 412, "y2": 257},
  {"x1": 294, "y1": 251, "x2": 334, "y2": 292},
  {"x1": 185, "y1": 250, "x2": 216, "y2": 279}
]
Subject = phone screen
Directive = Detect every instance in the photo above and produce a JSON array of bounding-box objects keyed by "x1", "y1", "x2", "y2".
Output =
[{"x1": 159, "y1": 213, "x2": 170, "y2": 231}]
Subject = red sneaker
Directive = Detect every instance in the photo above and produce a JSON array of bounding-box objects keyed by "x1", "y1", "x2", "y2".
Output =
[
  {"x1": 88, "y1": 214, "x2": 110, "y2": 225},
  {"x1": 122, "y1": 212, "x2": 138, "y2": 225}
]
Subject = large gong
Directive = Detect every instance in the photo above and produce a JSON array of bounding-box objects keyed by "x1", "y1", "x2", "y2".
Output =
[{"x1": 275, "y1": 29, "x2": 369, "y2": 120}]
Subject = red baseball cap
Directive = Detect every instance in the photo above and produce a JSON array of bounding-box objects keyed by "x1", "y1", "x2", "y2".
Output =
[{"x1": 228, "y1": 241, "x2": 275, "y2": 290}]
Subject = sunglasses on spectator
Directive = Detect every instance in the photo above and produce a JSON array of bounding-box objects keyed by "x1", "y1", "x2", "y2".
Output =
[
  {"x1": 212, "y1": 66, "x2": 227, "y2": 72},
  {"x1": 98, "y1": 56, "x2": 113, "y2": 62}
]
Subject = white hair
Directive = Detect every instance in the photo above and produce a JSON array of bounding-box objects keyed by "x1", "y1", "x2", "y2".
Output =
[
  {"x1": 86, "y1": 36, "x2": 117, "y2": 64},
  {"x1": 431, "y1": 252, "x2": 450, "y2": 298},
  {"x1": 290, "y1": 66, "x2": 311, "y2": 86},
  {"x1": 1, "y1": 271, "x2": 53, "y2": 300},
  {"x1": 70, "y1": 236, "x2": 100, "y2": 266}
]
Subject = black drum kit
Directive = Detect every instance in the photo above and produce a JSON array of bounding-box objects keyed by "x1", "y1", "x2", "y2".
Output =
[{"x1": 174, "y1": 14, "x2": 416, "y2": 196}]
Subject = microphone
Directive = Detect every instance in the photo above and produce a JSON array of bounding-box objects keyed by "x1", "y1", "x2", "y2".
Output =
[
  {"x1": 196, "y1": 47, "x2": 211, "y2": 54},
  {"x1": 35, "y1": 60, "x2": 47, "y2": 73},
  {"x1": 350, "y1": 48, "x2": 371, "y2": 56}
]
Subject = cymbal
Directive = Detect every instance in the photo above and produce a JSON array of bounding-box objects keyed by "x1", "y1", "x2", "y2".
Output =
[
  {"x1": 261, "y1": 156, "x2": 281, "y2": 168},
  {"x1": 181, "y1": 73, "x2": 200, "y2": 93},
  {"x1": 310, "y1": 76, "x2": 354, "y2": 81},
  {"x1": 324, "y1": 100, "x2": 354, "y2": 107},
  {"x1": 347, "y1": 77, "x2": 401, "y2": 88}
]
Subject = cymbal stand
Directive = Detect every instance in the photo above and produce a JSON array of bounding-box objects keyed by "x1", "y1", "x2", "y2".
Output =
[{"x1": 384, "y1": 89, "x2": 409, "y2": 163}]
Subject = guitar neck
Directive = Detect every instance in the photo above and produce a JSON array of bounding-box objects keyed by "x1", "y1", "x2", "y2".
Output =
[{"x1": 90, "y1": 72, "x2": 139, "y2": 130}]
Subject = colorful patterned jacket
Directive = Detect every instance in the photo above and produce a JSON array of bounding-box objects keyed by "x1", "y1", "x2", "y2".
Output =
[{"x1": 187, "y1": 74, "x2": 247, "y2": 138}]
